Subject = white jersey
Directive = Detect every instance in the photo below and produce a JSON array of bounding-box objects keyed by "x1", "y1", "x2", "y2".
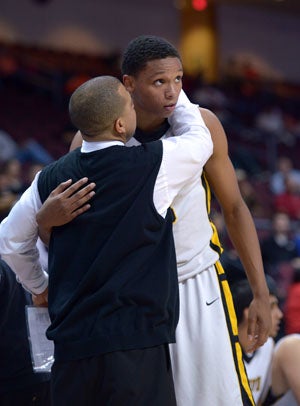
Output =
[
  {"x1": 274, "y1": 390, "x2": 298, "y2": 406},
  {"x1": 128, "y1": 123, "x2": 254, "y2": 406},
  {"x1": 128, "y1": 124, "x2": 221, "y2": 283},
  {"x1": 272, "y1": 334, "x2": 300, "y2": 406},
  {"x1": 243, "y1": 337, "x2": 274, "y2": 404}
]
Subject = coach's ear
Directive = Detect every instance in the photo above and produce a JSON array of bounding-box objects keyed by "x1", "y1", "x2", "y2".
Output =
[
  {"x1": 115, "y1": 117, "x2": 125, "y2": 134},
  {"x1": 113, "y1": 117, "x2": 127, "y2": 143},
  {"x1": 123, "y1": 75, "x2": 135, "y2": 93}
]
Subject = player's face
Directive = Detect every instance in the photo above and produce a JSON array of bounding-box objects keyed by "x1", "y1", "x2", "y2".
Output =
[
  {"x1": 269, "y1": 295, "x2": 283, "y2": 338},
  {"x1": 124, "y1": 57, "x2": 183, "y2": 126},
  {"x1": 119, "y1": 85, "x2": 136, "y2": 141}
]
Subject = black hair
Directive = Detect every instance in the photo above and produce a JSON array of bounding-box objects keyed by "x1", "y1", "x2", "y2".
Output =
[
  {"x1": 231, "y1": 275, "x2": 278, "y2": 324},
  {"x1": 121, "y1": 35, "x2": 181, "y2": 77},
  {"x1": 69, "y1": 76, "x2": 124, "y2": 137}
]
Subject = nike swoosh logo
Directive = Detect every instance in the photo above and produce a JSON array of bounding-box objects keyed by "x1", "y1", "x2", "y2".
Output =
[{"x1": 206, "y1": 297, "x2": 219, "y2": 306}]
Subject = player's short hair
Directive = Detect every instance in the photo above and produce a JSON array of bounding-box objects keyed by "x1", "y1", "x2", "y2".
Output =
[
  {"x1": 231, "y1": 276, "x2": 278, "y2": 324},
  {"x1": 121, "y1": 35, "x2": 181, "y2": 77},
  {"x1": 69, "y1": 76, "x2": 125, "y2": 137}
]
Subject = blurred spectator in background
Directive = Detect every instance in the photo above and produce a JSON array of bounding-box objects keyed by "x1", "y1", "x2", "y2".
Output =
[
  {"x1": 191, "y1": 83, "x2": 228, "y2": 112},
  {"x1": 270, "y1": 156, "x2": 300, "y2": 196},
  {"x1": 260, "y1": 212, "x2": 299, "y2": 309},
  {"x1": 0, "y1": 159, "x2": 46, "y2": 221},
  {"x1": 16, "y1": 139, "x2": 54, "y2": 167},
  {"x1": 295, "y1": 226, "x2": 300, "y2": 257},
  {"x1": 0, "y1": 165, "x2": 19, "y2": 221},
  {"x1": 0, "y1": 128, "x2": 54, "y2": 168},
  {"x1": 0, "y1": 129, "x2": 19, "y2": 163},
  {"x1": 255, "y1": 105, "x2": 284, "y2": 136},
  {"x1": 274, "y1": 176, "x2": 300, "y2": 220},
  {"x1": 2, "y1": 158, "x2": 26, "y2": 195},
  {"x1": 24, "y1": 162, "x2": 45, "y2": 188},
  {"x1": 284, "y1": 262, "x2": 300, "y2": 335},
  {"x1": 0, "y1": 127, "x2": 53, "y2": 220},
  {"x1": 255, "y1": 105, "x2": 295, "y2": 147},
  {"x1": 235, "y1": 169, "x2": 267, "y2": 218}
]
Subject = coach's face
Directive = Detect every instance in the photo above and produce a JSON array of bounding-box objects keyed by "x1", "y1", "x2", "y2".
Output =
[
  {"x1": 118, "y1": 84, "x2": 137, "y2": 141},
  {"x1": 123, "y1": 57, "x2": 183, "y2": 129}
]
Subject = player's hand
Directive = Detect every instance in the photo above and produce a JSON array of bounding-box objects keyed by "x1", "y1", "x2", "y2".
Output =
[
  {"x1": 36, "y1": 177, "x2": 95, "y2": 244},
  {"x1": 32, "y1": 287, "x2": 48, "y2": 307},
  {"x1": 246, "y1": 295, "x2": 272, "y2": 352},
  {"x1": 37, "y1": 177, "x2": 95, "y2": 228}
]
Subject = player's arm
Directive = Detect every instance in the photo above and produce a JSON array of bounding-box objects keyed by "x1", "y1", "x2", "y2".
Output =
[
  {"x1": 32, "y1": 286, "x2": 48, "y2": 307},
  {"x1": 0, "y1": 174, "x2": 48, "y2": 296},
  {"x1": 202, "y1": 107, "x2": 271, "y2": 350},
  {"x1": 36, "y1": 178, "x2": 96, "y2": 245},
  {"x1": 158, "y1": 91, "x2": 213, "y2": 204},
  {"x1": 272, "y1": 335, "x2": 300, "y2": 402}
]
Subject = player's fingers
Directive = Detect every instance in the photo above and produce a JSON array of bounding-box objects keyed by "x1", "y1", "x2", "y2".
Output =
[
  {"x1": 247, "y1": 316, "x2": 257, "y2": 342},
  {"x1": 249, "y1": 341, "x2": 260, "y2": 352},
  {"x1": 70, "y1": 192, "x2": 95, "y2": 212},
  {"x1": 256, "y1": 326, "x2": 268, "y2": 347},
  {"x1": 251, "y1": 331, "x2": 267, "y2": 351},
  {"x1": 70, "y1": 204, "x2": 92, "y2": 218},
  {"x1": 49, "y1": 179, "x2": 73, "y2": 196},
  {"x1": 60, "y1": 177, "x2": 90, "y2": 198},
  {"x1": 69, "y1": 183, "x2": 96, "y2": 204}
]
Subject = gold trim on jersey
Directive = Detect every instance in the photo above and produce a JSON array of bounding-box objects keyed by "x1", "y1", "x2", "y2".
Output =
[
  {"x1": 201, "y1": 173, "x2": 224, "y2": 256},
  {"x1": 170, "y1": 206, "x2": 178, "y2": 224},
  {"x1": 215, "y1": 261, "x2": 255, "y2": 406}
]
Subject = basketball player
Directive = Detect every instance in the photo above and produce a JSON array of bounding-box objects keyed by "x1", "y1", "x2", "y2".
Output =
[
  {"x1": 269, "y1": 335, "x2": 300, "y2": 405},
  {"x1": 231, "y1": 277, "x2": 283, "y2": 404},
  {"x1": 232, "y1": 277, "x2": 300, "y2": 405},
  {"x1": 30, "y1": 36, "x2": 271, "y2": 405}
]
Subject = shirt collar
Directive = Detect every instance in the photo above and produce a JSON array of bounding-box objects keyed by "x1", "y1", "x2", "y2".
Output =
[{"x1": 81, "y1": 140, "x2": 124, "y2": 153}]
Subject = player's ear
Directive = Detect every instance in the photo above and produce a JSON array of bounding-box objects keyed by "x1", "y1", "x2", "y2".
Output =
[{"x1": 123, "y1": 75, "x2": 135, "y2": 93}]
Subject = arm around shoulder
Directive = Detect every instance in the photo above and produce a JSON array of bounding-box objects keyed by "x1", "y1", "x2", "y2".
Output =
[
  {"x1": 0, "y1": 175, "x2": 48, "y2": 294},
  {"x1": 163, "y1": 91, "x2": 213, "y2": 177}
]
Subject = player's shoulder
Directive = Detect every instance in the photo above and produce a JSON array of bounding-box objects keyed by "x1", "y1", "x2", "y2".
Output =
[
  {"x1": 199, "y1": 107, "x2": 219, "y2": 125},
  {"x1": 275, "y1": 334, "x2": 300, "y2": 352},
  {"x1": 198, "y1": 107, "x2": 225, "y2": 139},
  {"x1": 273, "y1": 334, "x2": 300, "y2": 369}
]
